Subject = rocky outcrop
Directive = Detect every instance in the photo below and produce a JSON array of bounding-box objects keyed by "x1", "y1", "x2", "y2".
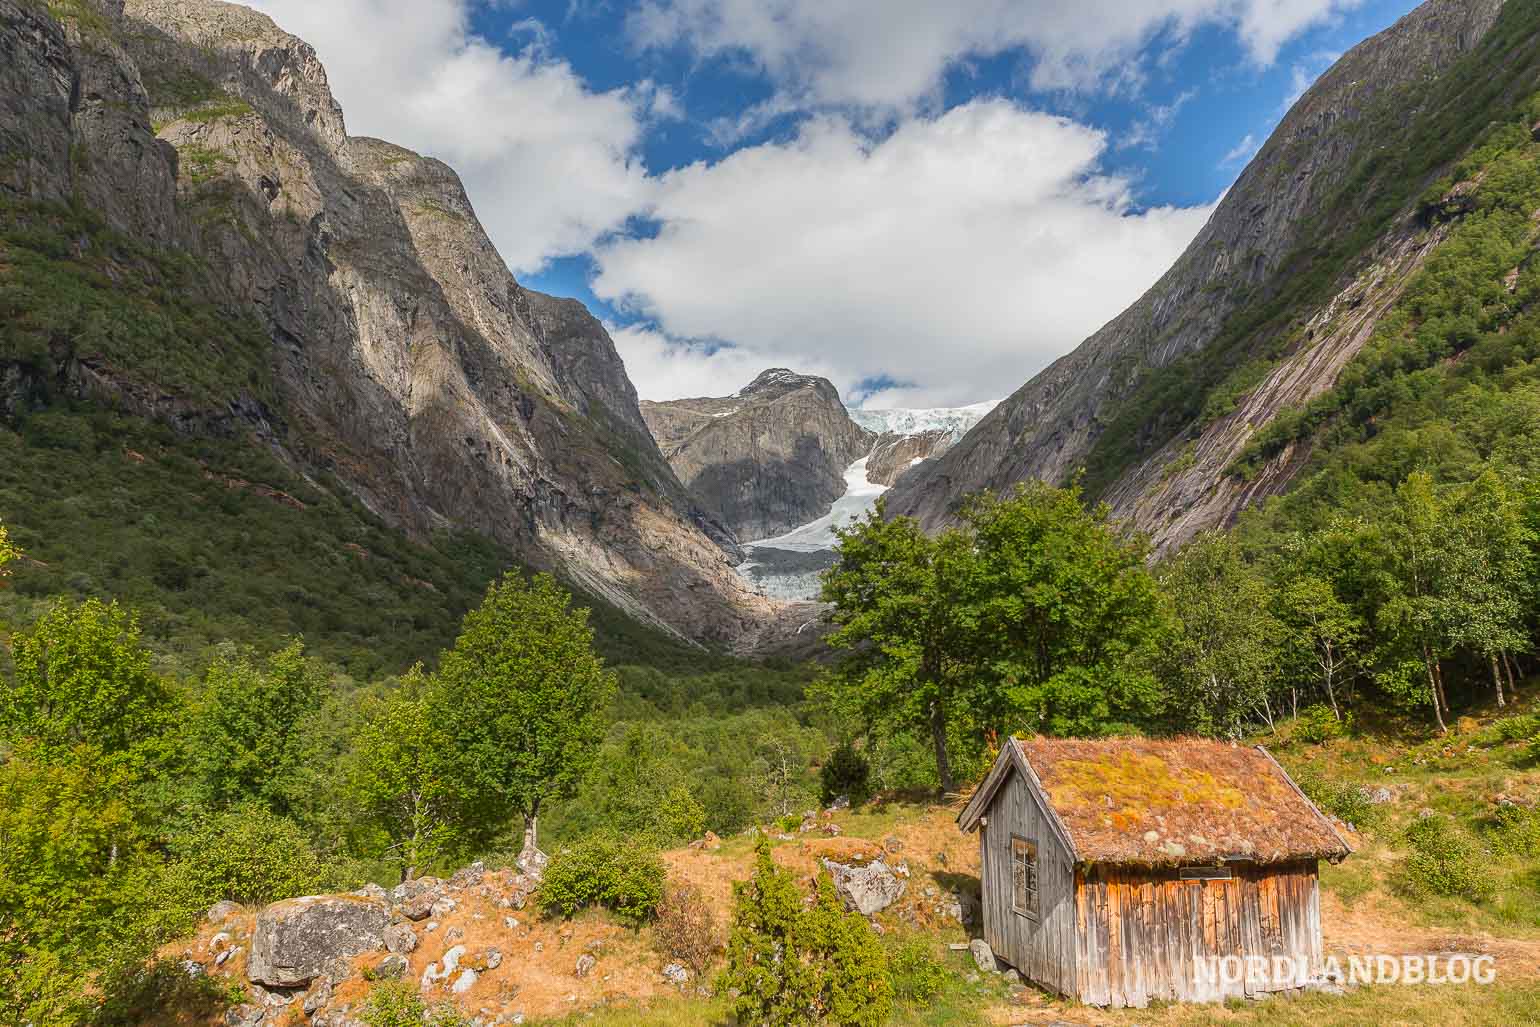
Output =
[
  {"x1": 247, "y1": 894, "x2": 390, "y2": 988},
  {"x1": 821, "y1": 857, "x2": 907, "y2": 916},
  {"x1": 642, "y1": 370, "x2": 876, "y2": 541},
  {"x1": 865, "y1": 430, "x2": 952, "y2": 487},
  {"x1": 0, "y1": 0, "x2": 765, "y2": 642},
  {"x1": 887, "y1": 0, "x2": 1515, "y2": 545}
]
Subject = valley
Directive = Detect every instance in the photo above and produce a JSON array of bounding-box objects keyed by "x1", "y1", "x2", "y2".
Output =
[{"x1": 5, "y1": 1, "x2": 1540, "y2": 1026}]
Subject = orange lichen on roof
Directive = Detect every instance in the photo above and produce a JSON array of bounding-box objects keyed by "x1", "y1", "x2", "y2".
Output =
[{"x1": 1016, "y1": 737, "x2": 1350, "y2": 867}]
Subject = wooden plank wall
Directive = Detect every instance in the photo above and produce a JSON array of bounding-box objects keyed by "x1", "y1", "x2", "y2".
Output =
[
  {"x1": 979, "y1": 771, "x2": 1077, "y2": 995},
  {"x1": 1073, "y1": 860, "x2": 1322, "y2": 1008}
]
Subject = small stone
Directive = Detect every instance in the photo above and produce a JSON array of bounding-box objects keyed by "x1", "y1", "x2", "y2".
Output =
[
  {"x1": 430, "y1": 897, "x2": 458, "y2": 918},
  {"x1": 385, "y1": 922, "x2": 418, "y2": 955},
  {"x1": 354, "y1": 883, "x2": 388, "y2": 903},
  {"x1": 215, "y1": 946, "x2": 240, "y2": 968},
  {"x1": 301, "y1": 975, "x2": 332, "y2": 1016},
  {"x1": 662, "y1": 962, "x2": 691, "y2": 985},
  {"x1": 446, "y1": 926, "x2": 465, "y2": 943},
  {"x1": 375, "y1": 953, "x2": 408, "y2": 980},
  {"x1": 882, "y1": 835, "x2": 903, "y2": 854},
  {"x1": 181, "y1": 960, "x2": 205, "y2": 979},
  {"x1": 575, "y1": 953, "x2": 597, "y2": 978},
  {"x1": 1002, "y1": 968, "x2": 1022, "y2": 985},
  {"x1": 503, "y1": 916, "x2": 519, "y2": 930},
  {"x1": 450, "y1": 862, "x2": 486, "y2": 890},
  {"x1": 969, "y1": 938, "x2": 999, "y2": 974},
  {"x1": 207, "y1": 900, "x2": 242, "y2": 924},
  {"x1": 827, "y1": 795, "x2": 851, "y2": 811}
]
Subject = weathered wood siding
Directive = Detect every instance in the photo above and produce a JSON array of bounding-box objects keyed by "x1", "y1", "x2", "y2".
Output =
[
  {"x1": 978, "y1": 769, "x2": 1077, "y2": 995},
  {"x1": 1073, "y1": 860, "x2": 1323, "y2": 1008}
]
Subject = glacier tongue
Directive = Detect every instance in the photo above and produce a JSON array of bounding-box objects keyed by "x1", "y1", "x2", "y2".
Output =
[{"x1": 736, "y1": 400, "x2": 997, "y2": 600}]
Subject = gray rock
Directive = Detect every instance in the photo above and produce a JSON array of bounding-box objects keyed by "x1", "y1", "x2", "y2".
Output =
[
  {"x1": 301, "y1": 975, "x2": 332, "y2": 1016},
  {"x1": 1365, "y1": 786, "x2": 1395, "y2": 804},
  {"x1": 207, "y1": 900, "x2": 243, "y2": 923},
  {"x1": 822, "y1": 859, "x2": 907, "y2": 916},
  {"x1": 450, "y1": 862, "x2": 485, "y2": 890},
  {"x1": 969, "y1": 938, "x2": 999, "y2": 974},
  {"x1": 662, "y1": 962, "x2": 691, "y2": 985},
  {"x1": 516, "y1": 840, "x2": 550, "y2": 882},
  {"x1": 575, "y1": 954, "x2": 597, "y2": 978},
  {"x1": 827, "y1": 795, "x2": 851, "y2": 811},
  {"x1": 374, "y1": 953, "x2": 409, "y2": 980},
  {"x1": 384, "y1": 922, "x2": 418, "y2": 955},
  {"x1": 353, "y1": 883, "x2": 388, "y2": 903},
  {"x1": 246, "y1": 895, "x2": 390, "y2": 988}
]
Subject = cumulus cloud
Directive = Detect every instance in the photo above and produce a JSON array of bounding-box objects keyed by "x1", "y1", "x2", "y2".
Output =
[
  {"x1": 628, "y1": 0, "x2": 1363, "y2": 111},
  {"x1": 595, "y1": 100, "x2": 1215, "y2": 406},
  {"x1": 247, "y1": 0, "x2": 655, "y2": 272}
]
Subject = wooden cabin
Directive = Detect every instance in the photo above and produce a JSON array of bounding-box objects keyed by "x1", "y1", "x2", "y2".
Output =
[{"x1": 957, "y1": 737, "x2": 1352, "y2": 1008}]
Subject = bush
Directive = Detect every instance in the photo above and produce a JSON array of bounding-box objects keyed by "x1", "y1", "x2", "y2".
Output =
[
  {"x1": 359, "y1": 980, "x2": 470, "y2": 1027},
  {"x1": 1297, "y1": 773, "x2": 1381, "y2": 832},
  {"x1": 540, "y1": 837, "x2": 665, "y2": 926},
  {"x1": 719, "y1": 840, "x2": 892, "y2": 1027},
  {"x1": 1397, "y1": 815, "x2": 1495, "y2": 902},
  {"x1": 1487, "y1": 803, "x2": 1540, "y2": 857},
  {"x1": 653, "y1": 883, "x2": 720, "y2": 978},
  {"x1": 887, "y1": 936, "x2": 948, "y2": 1003},
  {"x1": 157, "y1": 806, "x2": 330, "y2": 925},
  {"x1": 820, "y1": 741, "x2": 871, "y2": 806},
  {"x1": 1490, "y1": 712, "x2": 1540, "y2": 743},
  {"x1": 1295, "y1": 704, "x2": 1348, "y2": 744}
]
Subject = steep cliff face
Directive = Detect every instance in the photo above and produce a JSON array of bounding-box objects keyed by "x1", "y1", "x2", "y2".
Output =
[
  {"x1": 888, "y1": 0, "x2": 1526, "y2": 548},
  {"x1": 641, "y1": 369, "x2": 876, "y2": 541},
  {"x1": 0, "y1": 0, "x2": 763, "y2": 641}
]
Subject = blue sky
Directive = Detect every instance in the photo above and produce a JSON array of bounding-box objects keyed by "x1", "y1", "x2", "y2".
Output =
[{"x1": 252, "y1": 0, "x2": 1420, "y2": 407}]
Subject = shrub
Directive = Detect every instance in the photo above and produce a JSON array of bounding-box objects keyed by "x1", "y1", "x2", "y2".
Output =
[
  {"x1": 719, "y1": 840, "x2": 893, "y2": 1027},
  {"x1": 1295, "y1": 704, "x2": 1348, "y2": 744},
  {"x1": 156, "y1": 806, "x2": 330, "y2": 926},
  {"x1": 1297, "y1": 773, "x2": 1381, "y2": 832},
  {"x1": 887, "y1": 936, "x2": 948, "y2": 1003},
  {"x1": 655, "y1": 785, "x2": 708, "y2": 846},
  {"x1": 1397, "y1": 815, "x2": 1495, "y2": 902},
  {"x1": 820, "y1": 741, "x2": 871, "y2": 806},
  {"x1": 359, "y1": 980, "x2": 470, "y2": 1027},
  {"x1": 1487, "y1": 803, "x2": 1540, "y2": 858},
  {"x1": 653, "y1": 883, "x2": 720, "y2": 978},
  {"x1": 1490, "y1": 712, "x2": 1540, "y2": 743},
  {"x1": 540, "y1": 837, "x2": 665, "y2": 926}
]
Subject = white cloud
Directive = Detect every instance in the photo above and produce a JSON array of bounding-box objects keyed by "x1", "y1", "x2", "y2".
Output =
[
  {"x1": 1220, "y1": 132, "x2": 1260, "y2": 167},
  {"x1": 629, "y1": 0, "x2": 1364, "y2": 112},
  {"x1": 595, "y1": 100, "x2": 1215, "y2": 406},
  {"x1": 247, "y1": 0, "x2": 655, "y2": 272}
]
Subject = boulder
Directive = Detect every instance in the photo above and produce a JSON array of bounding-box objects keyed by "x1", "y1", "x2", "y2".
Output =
[
  {"x1": 662, "y1": 962, "x2": 691, "y2": 986},
  {"x1": 969, "y1": 938, "x2": 999, "y2": 974},
  {"x1": 301, "y1": 975, "x2": 332, "y2": 1016},
  {"x1": 393, "y1": 876, "x2": 447, "y2": 920},
  {"x1": 575, "y1": 953, "x2": 597, "y2": 978},
  {"x1": 384, "y1": 922, "x2": 418, "y2": 955},
  {"x1": 246, "y1": 895, "x2": 390, "y2": 988},
  {"x1": 822, "y1": 859, "x2": 906, "y2": 916}
]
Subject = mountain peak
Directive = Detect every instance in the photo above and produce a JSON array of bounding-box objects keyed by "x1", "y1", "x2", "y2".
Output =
[{"x1": 739, "y1": 368, "x2": 836, "y2": 398}]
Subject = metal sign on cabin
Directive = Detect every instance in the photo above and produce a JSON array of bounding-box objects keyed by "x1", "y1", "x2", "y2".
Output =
[{"x1": 956, "y1": 737, "x2": 1353, "y2": 1009}]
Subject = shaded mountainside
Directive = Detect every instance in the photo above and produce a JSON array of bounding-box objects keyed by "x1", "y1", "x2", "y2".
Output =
[
  {"x1": 889, "y1": 0, "x2": 1535, "y2": 550},
  {"x1": 0, "y1": 0, "x2": 766, "y2": 642},
  {"x1": 642, "y1": 369, "x2": 876, "y2": 541}
]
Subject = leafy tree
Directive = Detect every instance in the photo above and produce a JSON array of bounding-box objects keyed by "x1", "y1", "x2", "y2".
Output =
[
  {"x1": 1443, "y1": 472, "x2": 1532, "y2": 707},
  {"x1": 1158, "y1": 532, "x2": 1283, "y2": 735},
  {"x1": 431, "y1": 573, "x2": 615, "y2": 852},
  {"x1": 820, "y1": 502, "x2": 983, "y2": 793},
  {"x1": 720, "y1": 840, "x2": 892, "y2": 1027},
  {"x1": 820, "y1": 740, "x2": 870, "y2": 806},
  {"x1": 1377, "y1": 473, "x2": 1458, "y2": 733},
  {"x1": 188, "y1": 640, "x2": 325, "y2": 815},
  {"x1": 965, "y1": 484, "x2": 1168, "y2": 736},
  {"x1": 1277, "y1": 574, "x2": 1362, "y2": 721},
  {"x1": 345, "y1": 675, "x2": 461, "y2": 879},
  {"x1": 0, "y1": 520, "x2": 17, "y2": 576},
  {"x1": 559, "y1": 723, "x2": 707, "y2": 846},
  {"x1": 3, "y1": 598, "x2": 176, "y2": 771}
]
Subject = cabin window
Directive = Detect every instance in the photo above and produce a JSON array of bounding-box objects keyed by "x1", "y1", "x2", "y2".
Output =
[
  {"x1": 1179, "y1": 865, "x2": 1233, "y2": 881},
  {"x1": 1010, "y1": 836, "x2": 1039, "y2": 919}
]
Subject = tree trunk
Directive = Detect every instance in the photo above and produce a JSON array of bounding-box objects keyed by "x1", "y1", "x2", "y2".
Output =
[
  {"x1": 1423, "y1": 646, "x2": 1447, "y2": 735},
  {"x1": 1503, "y1": 650, "x2": 1519, "y2": 696},
  {"x1": 1492, "y1": 655, "x2": 1506, "y2": 708},
  {"x1": 930, "y1": 703, "x2": 955, "y2": 795},
  {"x1": 1433, "y1": 658, "x2": 1449, "y2": 718},
  {"x1": 523, "y1": 814, "x2": 539, "y2": 853}
]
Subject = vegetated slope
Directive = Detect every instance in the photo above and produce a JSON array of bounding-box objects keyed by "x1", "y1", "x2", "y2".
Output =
[
  {"x1": 888, "y1": 0, "x2": 1531, "y2": 550},
  {"x1": 642, "y1": 369, "x2": 876, "y2": 541},
  {"x1": 0, "y1": 0, "x2": 764, "y2": 644}
]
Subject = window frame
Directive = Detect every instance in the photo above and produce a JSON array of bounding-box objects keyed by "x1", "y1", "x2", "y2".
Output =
[
  {"x1": 1178, "y1": 865, "x2": 1233, "y2": 881},
  {"x1": 1009, "y1": 835, "x2": 1039, "y2": 920}
]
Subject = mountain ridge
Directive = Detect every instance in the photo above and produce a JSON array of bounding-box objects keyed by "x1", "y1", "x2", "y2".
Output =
[{"x1": 886, "y1": 0, "x2": 1526, "y2": 550}]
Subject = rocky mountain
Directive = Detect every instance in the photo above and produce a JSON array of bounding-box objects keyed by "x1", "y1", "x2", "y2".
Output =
[
  {"x1": 888, "y1": 0, "x2": 1533, "y2": 550},
  {"x1": 0, "y1": 0, "x2": 767, "y2": 641},
  {"x1": 850, "y1": 402, "x2": 999, "y2": 487},
  {"x1": 641, "y1": 369, "x2": 876, "y2": 541}
]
